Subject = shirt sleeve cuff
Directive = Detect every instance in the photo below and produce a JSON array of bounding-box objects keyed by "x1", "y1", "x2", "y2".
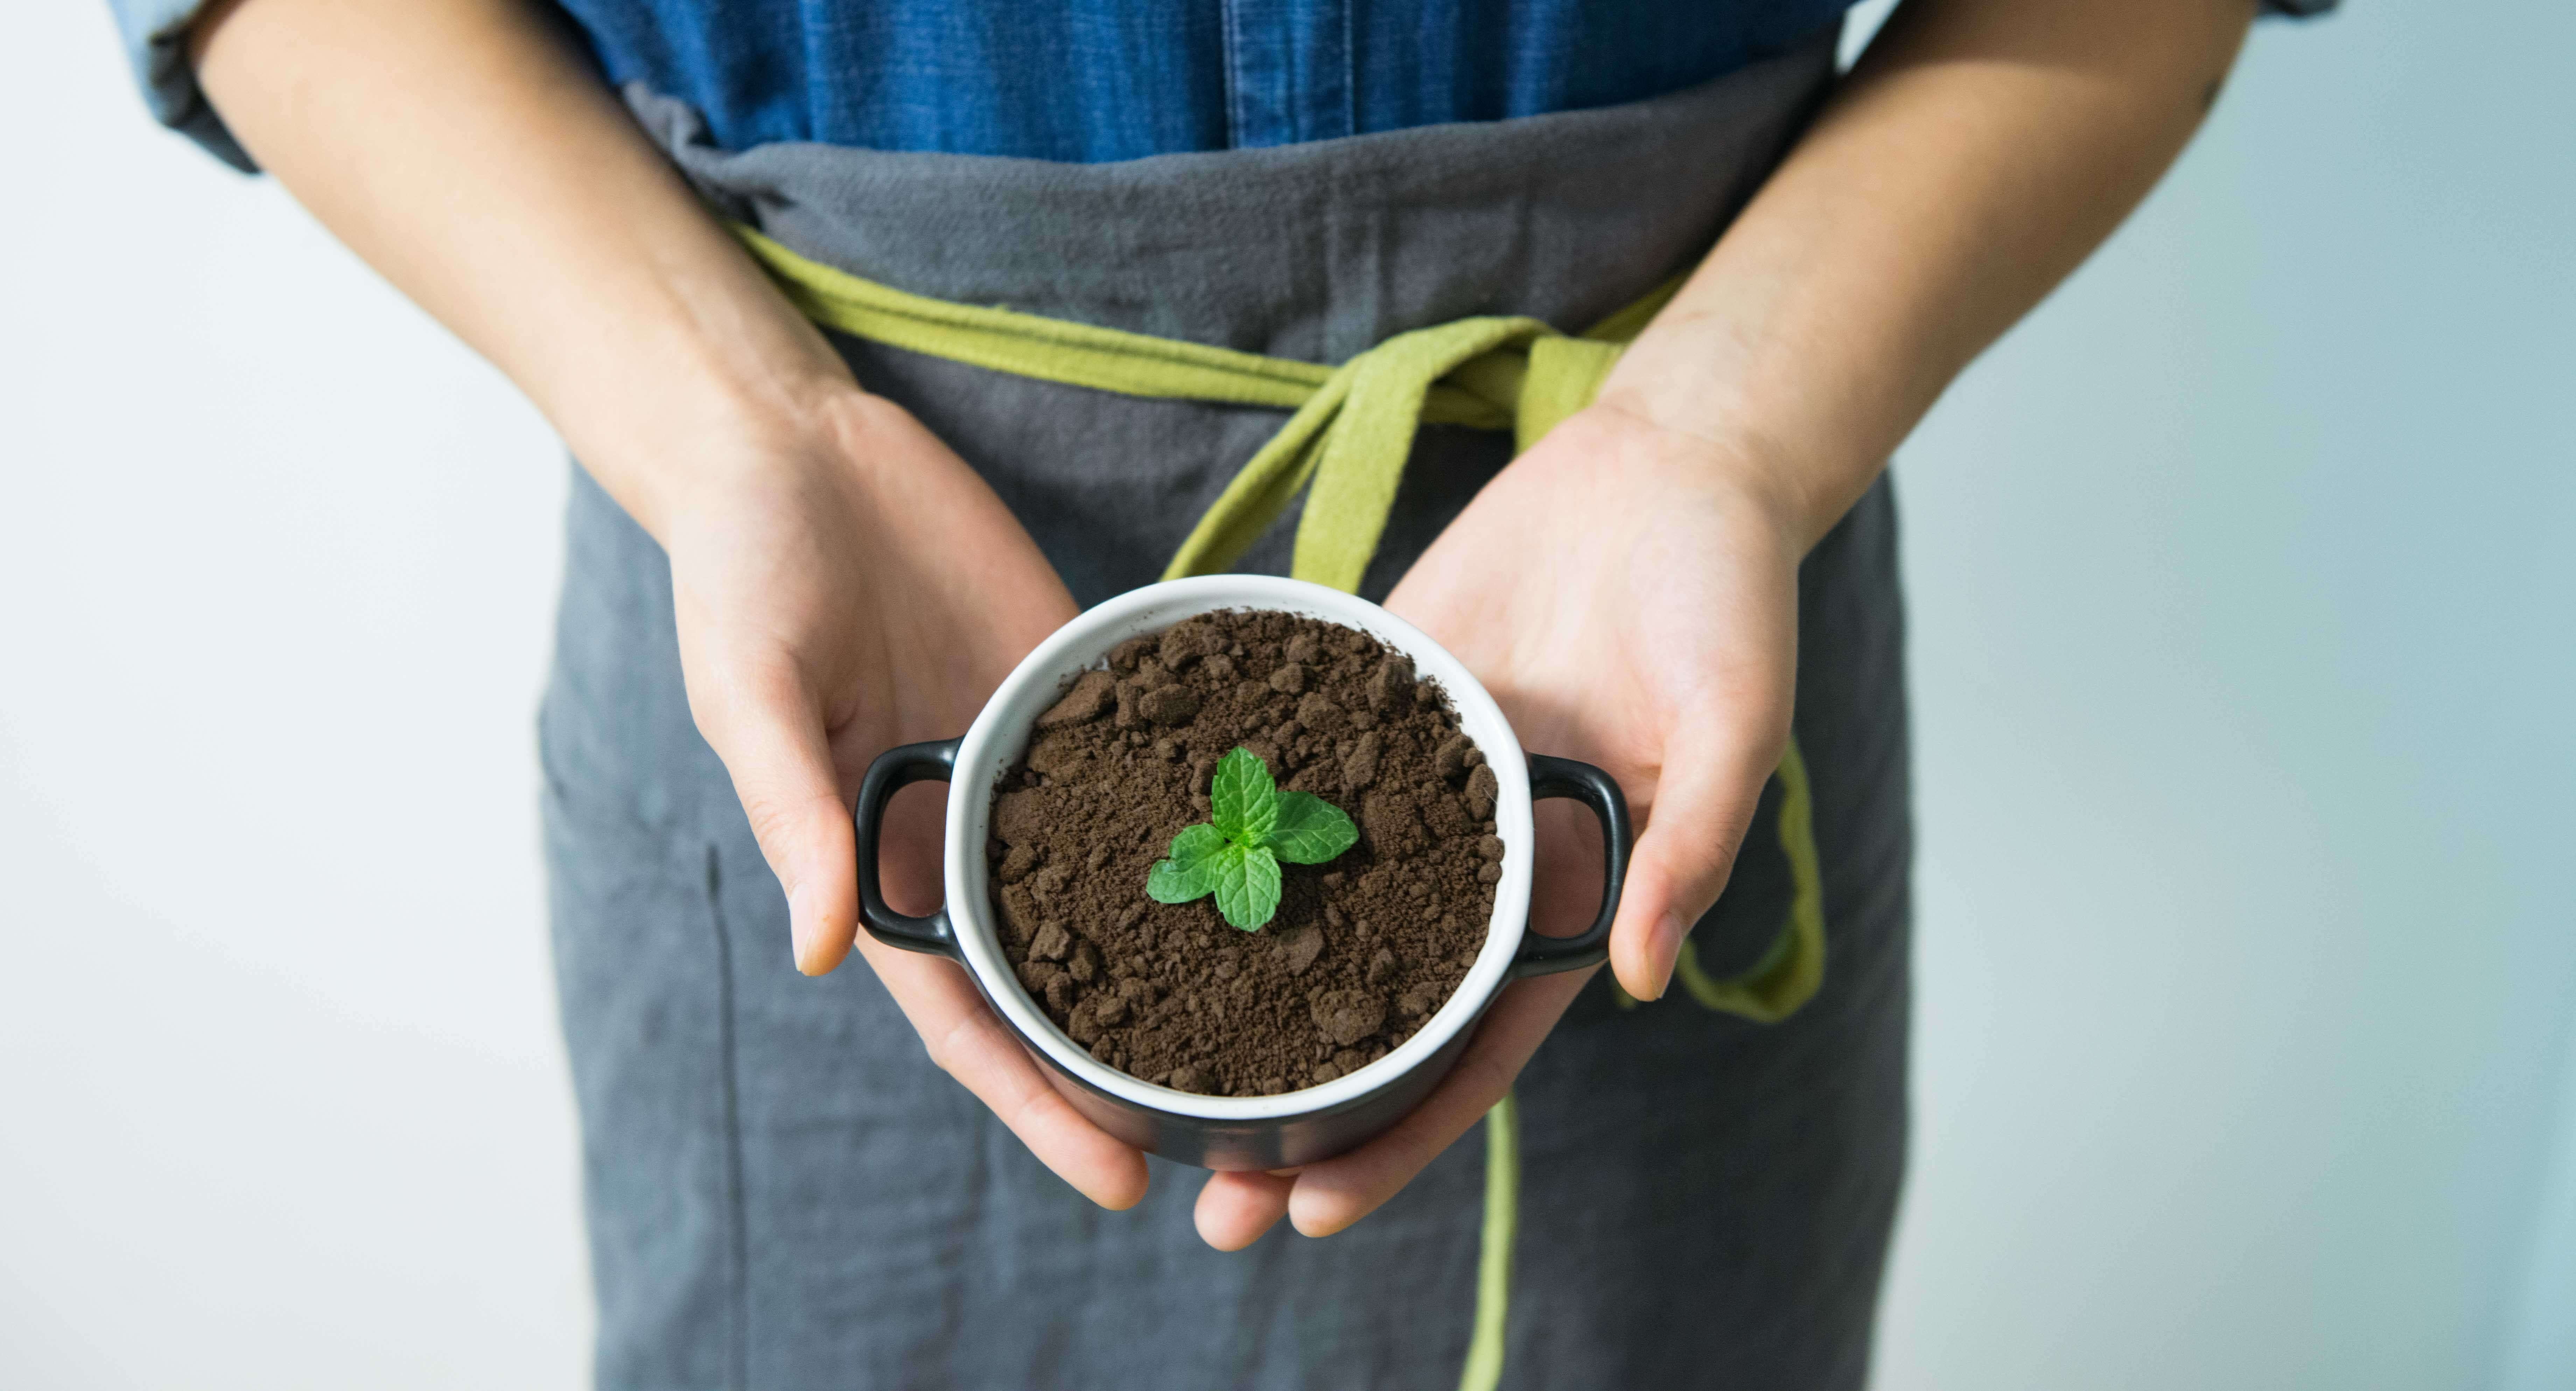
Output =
[{"x1": 108, "y1": 0, "x2": 259, "y2": 173}]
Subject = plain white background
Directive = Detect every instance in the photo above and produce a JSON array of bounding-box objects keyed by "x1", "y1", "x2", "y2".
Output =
[{"x1": 5, "y1": 1, "x2": 2570, "y2": 1387}]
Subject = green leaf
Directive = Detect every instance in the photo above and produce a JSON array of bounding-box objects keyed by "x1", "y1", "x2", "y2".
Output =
[
  {"x1": 1152, "y1": 750, "x2": 1304, "y2": 927},
  {"x1": 1210, "y1": 844, "x2": 1282, "y2": 931},
  {"x1": 1266, "y1": 790, "x2": 1359, "y2": 865},
  {"x1": 1146, "y1": 823, "x2": 1231, "y2": 903},
  {"x1": 1210, "y1": 747, "x2": 1277, "y2": 844}
]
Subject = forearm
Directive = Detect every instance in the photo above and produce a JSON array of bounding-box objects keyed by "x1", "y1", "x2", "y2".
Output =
[
  {"x1": 189, "y1": 0, "x2": 853, "y2": 535},
  {"x1": 1602, "y1": 0, "x2": 2255, "y2": 545}
]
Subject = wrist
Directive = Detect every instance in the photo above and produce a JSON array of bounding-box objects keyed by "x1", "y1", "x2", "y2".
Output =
[
  {"x1": 1579, "y1": 388, "x2": 1842, "y2": 556},
  {"x1": 564, "y1": 344, "x2": 870, "y2": 542},
  {"x1": 1592, "y1": 311, "x2": 1893, "y2": 554}
]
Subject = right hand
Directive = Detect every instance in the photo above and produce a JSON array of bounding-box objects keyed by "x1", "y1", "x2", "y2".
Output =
[
  {"x1": 188, "y1": 0, "x2": 1155, "y2": 1214},
  {"x1": 657, "y1": 388, "x2": 1152, "y2": 1210}
]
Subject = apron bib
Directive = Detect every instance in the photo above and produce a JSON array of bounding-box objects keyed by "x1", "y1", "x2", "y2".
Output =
[{"x1": 544, "y1": 26, "x2": 1912, "y2": 1389}]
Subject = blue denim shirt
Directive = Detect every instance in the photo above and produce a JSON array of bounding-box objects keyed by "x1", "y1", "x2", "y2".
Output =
[
  {"x1": 113, "y1": 0, "x2": 2338, "y2": 174},
  {"x1": 553, "y1": 0, "x2": 1852, "y2": 161}
]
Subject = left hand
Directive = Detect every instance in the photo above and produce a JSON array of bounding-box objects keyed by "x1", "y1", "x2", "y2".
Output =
[{"x1": 1192, "y1": 399, "x2": 1813, "y2": 1246}]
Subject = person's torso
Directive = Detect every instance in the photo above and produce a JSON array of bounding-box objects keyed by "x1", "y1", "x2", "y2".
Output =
[{"x1": 551, "y1": 0, "x2": 1854, "y2": 161}]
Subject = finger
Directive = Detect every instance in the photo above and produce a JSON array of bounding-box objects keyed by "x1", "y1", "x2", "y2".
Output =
[
  {"x1": 1194, "y1": 1169, "x2": 1295, "y2": 1250},
  {"x1": 688, "y1": 652, "x2": 862, "y2": 976},
  {"x1": 1610, "y1": 710, "x2": 1784, "y2": 1001},
  {"x1": 1284, "y1": 970, "x2": 1587, "y2": 1237},
  {"x1": 866, "y1": 939, "x2": 1153, "y2": 1210}
]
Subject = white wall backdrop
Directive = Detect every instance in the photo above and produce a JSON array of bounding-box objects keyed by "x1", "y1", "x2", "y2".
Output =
[
  {"x1": 1855, "y1": 4, "x2": 2576, "y2": 1387},
  {"x1": 4, "y1": 10, "x2": 584, "y2": 1386},
  {"x1": 4, "y1": 2, "x2": 2568, "y2": 1388}
]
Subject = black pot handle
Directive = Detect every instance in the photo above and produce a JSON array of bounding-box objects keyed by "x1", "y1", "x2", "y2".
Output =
[
  {"x1": 1509, "y1": 754, "x2": 1634, "y2": 978},
  {"x1": 853, "y1": 737, "x2": 964, "y2": 959}
]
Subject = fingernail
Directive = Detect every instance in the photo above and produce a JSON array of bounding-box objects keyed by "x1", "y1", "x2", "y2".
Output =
[
  {"x1": 787, "y1": 881, "x2": 822, "y2": 974},
  {"x1": 1644, "y1": 912, "x2": 1685, "y2": 1001}
]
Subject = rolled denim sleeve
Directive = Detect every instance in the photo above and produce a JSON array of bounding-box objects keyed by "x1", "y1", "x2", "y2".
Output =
[{"x1": 108, "y1": 0, "x2": 257, "y2": 172}]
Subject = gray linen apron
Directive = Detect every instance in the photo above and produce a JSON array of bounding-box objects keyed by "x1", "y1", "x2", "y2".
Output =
[{"x1": 542, "y1": 25, "x2": 1910, "y2": 1389}]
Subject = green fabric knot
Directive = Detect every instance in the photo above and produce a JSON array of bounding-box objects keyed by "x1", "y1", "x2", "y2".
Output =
[{"x1": 1162, "y1": 316, "x2": 1624, "y2": 592}]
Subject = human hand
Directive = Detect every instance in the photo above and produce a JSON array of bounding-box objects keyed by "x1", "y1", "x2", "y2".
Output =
[
  {"x1": 1191, "y1": 399, "x2": 1807, "y2": 1245},
  {"x1": 657, "y1": 389, "x2": 1152, "y2": 1211}
]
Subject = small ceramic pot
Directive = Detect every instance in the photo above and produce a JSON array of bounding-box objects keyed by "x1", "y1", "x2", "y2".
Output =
[{"x1": 852, "y1": 575, "x2": 1630, "y2": 1171}]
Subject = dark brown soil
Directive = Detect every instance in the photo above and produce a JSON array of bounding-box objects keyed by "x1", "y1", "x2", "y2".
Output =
[{"x1": 987, "y1": 609, "x2": 1504, "y2": 1098}]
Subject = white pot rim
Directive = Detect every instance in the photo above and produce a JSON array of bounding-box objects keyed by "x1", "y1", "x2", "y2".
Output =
[{"x1": 944, "y1": 575, "x2": 1535, "y2": 1121}]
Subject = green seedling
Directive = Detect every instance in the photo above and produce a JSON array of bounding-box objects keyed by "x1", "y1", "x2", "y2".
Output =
[{"x1": 1146, "y1": 747, "x2": 1358, "y2": 930}]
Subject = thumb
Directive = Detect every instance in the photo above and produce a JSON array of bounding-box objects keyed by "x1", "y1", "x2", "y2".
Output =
[
  {"x1": 1609, "y1": 710, "x2": 1785, "y2": 1001},
  {"x1": 692, "y1": 660, "x2": 861, "y2": 976}
]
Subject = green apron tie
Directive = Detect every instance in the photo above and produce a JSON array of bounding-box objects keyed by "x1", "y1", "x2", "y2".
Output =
[
  {"x1": 1164, "y1": 318, "x2": 1625, "y2": 590},
  {"x1": 739, "y1": 224, "x2": 1827, "y2": 1390}
]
